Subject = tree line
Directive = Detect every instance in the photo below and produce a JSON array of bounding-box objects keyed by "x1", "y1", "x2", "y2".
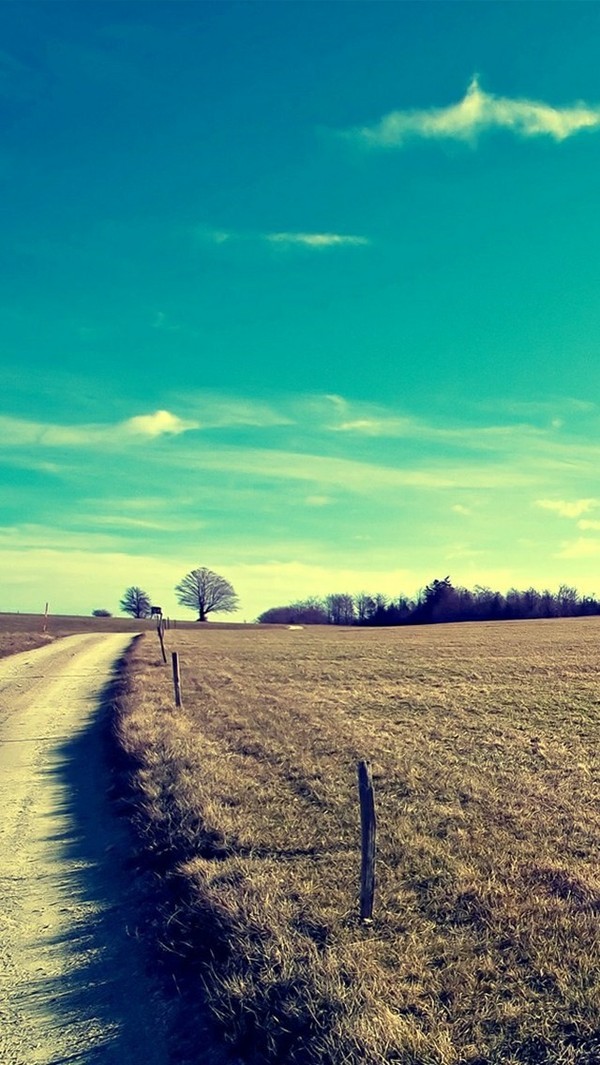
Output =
[{"x1": 257, "y1": 577, "x2": 600, "y2": 626}]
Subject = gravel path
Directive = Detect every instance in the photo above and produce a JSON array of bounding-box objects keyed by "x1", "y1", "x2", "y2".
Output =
[{"x1": 0, "y1": 633, "x2": 170, "y2": 1064}]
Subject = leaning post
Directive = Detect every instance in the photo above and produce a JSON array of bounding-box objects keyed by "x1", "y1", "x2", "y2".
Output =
[{"x1": 156, "y1": 616, "x2": 167, "y2": 664}]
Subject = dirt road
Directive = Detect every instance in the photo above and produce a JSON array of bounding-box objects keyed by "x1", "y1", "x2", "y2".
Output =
[{"x1": 0, "y1": 633, "x2": 170, "y2": 1064}]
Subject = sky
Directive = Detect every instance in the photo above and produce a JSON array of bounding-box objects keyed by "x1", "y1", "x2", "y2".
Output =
[{"x1": 3, "y1": 1, "x2": 600, "y2": 621}]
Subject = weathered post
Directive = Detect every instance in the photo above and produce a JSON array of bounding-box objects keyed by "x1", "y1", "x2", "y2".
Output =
[
  {"x1": 172, "y1": 651, "x2": 183, "y2": 707},
  {"x1": 357, "y1": 760, "x2": 376, "y2": 921},
  {"x1": 157, "y1": 616, "x2": 167, "y2": 664}
]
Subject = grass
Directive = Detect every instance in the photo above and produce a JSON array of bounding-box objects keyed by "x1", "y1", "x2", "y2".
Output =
[
  {"x1": 0, "y1": 630, "x2": 55, "y2": 659},
  {"x1": 113, "y1": 619, "x2": 600, "y2": 1064},
  {"x1": 0, "y1": 611, "x2": 250, "y2": 659}
]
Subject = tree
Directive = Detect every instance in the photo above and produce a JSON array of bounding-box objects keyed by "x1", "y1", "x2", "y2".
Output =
[
  {"x1": 325, "y1": 593, "x2": 355, "y2": 625},
  {"x1": 557, "y1": 584, "x2": 578, "y2": 617},
  {"x1": 175, "y1": 567, "x2": 239, "y2": 621},
  {"x1": 257, "y1": 599, "x2": 328, "y2": 625},
  {"x1": 354, "y1": 592, "x2": 375, "y2": 624},
  {"x1": 92, "y1": 609, "x2": 112, "y2": 617},
  {"x1": 120, "y1": 586, "x2": 152, "y2": 619}
]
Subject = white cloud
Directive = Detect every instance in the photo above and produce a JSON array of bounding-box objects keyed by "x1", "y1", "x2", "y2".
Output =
[
  {"x1": 331, "y1": 416, "x2": 416, "y2": 436},
  {"x1": 535, "y1": 498, "x2": 599, "y2": 519},
  {"x1": 196, "y1": 228, "x2": 370, "y2": 249},
  {"x1": 321, "y1": 395, "x2": 419, "y2": 437},
  {"x1": 124, "y1": 410, "x2": 197, "y2": 437},
  {"x1": 266, "y1": 232, "x2": 370, "y2": 248},
  {"x1": 0, "y1": 409, "x2": 198, "y2": 448},
  {"x1": 349, "y1": 76, "x2": 600, "y2": 147},
  {"x1": 577, "y1": 519, "x2": 600, "y2": 531}
]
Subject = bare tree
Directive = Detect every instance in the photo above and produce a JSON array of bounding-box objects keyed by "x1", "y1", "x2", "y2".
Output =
[
  {"x1": 175, "y1": 567, "x2": 239, "y2": 621},
  {"x1": 120, "y1": 586, "x2": 152, "y2": 619},
  {"x1": 325, "y1": 593, "x2": 356, "y2": 625},
  {"x1": 557, "y1": 584, "x2": 578, "y2": 617},
  {"x1": 355, "y1": 592, "x2": 376, "y2": 623}
]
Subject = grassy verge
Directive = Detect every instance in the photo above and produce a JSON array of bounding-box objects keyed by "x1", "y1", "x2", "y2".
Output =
[
  {"x1": 114, "y1": 621, "x2": 600, "y2": 1064},
  {"x1": 0, "y1": 631, "x2": 56, "y2": 658}
]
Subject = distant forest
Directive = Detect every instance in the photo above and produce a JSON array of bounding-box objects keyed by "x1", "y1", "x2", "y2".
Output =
[{"x1": 257, "y1": 577, "x2": 600, "y2": 626}]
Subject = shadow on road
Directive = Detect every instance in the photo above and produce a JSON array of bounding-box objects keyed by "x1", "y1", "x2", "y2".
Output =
[{"x1": 28, "y1": 658, "x2": 172, "y2": 1064}]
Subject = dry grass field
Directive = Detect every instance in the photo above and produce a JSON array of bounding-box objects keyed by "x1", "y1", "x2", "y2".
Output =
[
  {"x1": 0, "y1": 612, "x2": 144, "y2": 658},
  {"x1": 114, "y1": 619, "x2": 600, "y2": 1065},
  {"x1": 0, "y1": 612, "x2": 247, "y2": 659}
]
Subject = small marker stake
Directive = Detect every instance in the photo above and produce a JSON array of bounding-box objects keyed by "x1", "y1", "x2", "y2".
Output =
[{"x1": 172, "y1": 651, "x2": 183, "y2": 707}]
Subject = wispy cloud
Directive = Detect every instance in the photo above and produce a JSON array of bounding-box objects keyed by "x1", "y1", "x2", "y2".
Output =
[
  {"x1": 179, "y1": 393, "x2": 293, "y2": 429},
  {"x1": 196, "y1": 227, "x2": 370, "y2": 249},
  {"x1": 556, "y1": 538, "x2": 600, "y2": 559},
  {"x1": 265, "y1": 232, "x2": 370, "y2": 248},
  {"x1": 7, "y1": 388, "x2": 600, "y2": 616},
  {"x1": 323, "y1": 395, "x2": 547, "y2": 449},
  {"x1": 0, "y1": 409, "x2": 198, "y2": 447},
  {"x1": 0, "y1": 397, "x2": 292, "y2": 453},
  {"x1": 0, "y1": 523, "x2": 125, "y2": 552},
  {"x1": 170, "y1": 444, "x2": 536, "y2": 493},
  {"x1": 305, "y1": 495, "x2": 332, "y2": 507},
  {"x1": 196, "y1": 227, "x2": 232, "y2": 244},
  {"x1": 535, "y1": 498, "x2": 599, "y2": 519},
  {"x1": 330, "y1": 416, "x2": 416, "y2": 436},
  {"x1": 81, "y1": 515, "x2": 201, "y2": 532},
  {"x1": 323, "y1": 395, "x2": 421, "y2": 437},
  {"x1": 347, "y1": 76, "x2": 600, "y2": 147}
]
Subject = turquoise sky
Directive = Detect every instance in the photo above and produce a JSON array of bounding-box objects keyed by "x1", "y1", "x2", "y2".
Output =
[{"x1": 3, "y1": 1, "x2": 600, "y2": 619}]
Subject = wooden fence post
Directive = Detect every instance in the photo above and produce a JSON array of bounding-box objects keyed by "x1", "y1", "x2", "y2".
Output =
[
  {"x1": 157, "y1": 617, "x2": 167, "y2": 664},
  {"x1": 357, "y1": 760, "x2": 376, "y2": 921},
  {"x1": 172, "y1": 651, "x2": 183, "y2": 707}
]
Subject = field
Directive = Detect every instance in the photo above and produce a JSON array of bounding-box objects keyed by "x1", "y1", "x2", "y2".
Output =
[
  {"x1": 0, "y1": 612, "x2": 250, "y2": 659},
  {"x1": 114, "y1": 619, "x2": 600, "y2": 1065}
]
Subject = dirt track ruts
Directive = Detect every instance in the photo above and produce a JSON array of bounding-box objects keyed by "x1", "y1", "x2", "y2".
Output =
[{"x1": 0, "y1": 633, "x2": 170, "y2": 1064}]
